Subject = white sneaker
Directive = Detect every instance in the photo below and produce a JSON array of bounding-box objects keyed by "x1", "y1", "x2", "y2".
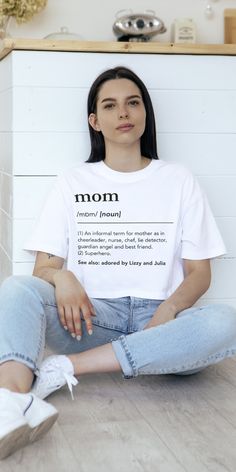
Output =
[
  {"x1": 32, "y1": 355, "x2": 78, "y2": 400},
  {"x1": 0, "y1": 388, "x2": 58, "y2": 460}
]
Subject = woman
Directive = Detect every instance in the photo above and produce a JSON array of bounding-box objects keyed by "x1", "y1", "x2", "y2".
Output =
[{"x1": 1, "y1": 66, "x2": 236, "y2": 459}]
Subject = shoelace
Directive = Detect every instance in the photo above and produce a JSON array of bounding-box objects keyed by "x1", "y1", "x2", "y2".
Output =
[
  {"x1": 37, "y1": 362, "x2": 79, "y2": 400},
  {"x1": 62, "y1": 371, "x2": 78, "y2": 401}
]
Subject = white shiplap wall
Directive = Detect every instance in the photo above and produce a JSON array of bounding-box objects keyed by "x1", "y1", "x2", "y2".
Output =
[{"x1": 0, "y1": 50, "x2": 235, "y2": 307}]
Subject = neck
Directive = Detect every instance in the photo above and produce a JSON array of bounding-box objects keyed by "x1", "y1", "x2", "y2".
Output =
[{"x1": 104, "y1": 142, "x2": 149, "y2": 172}]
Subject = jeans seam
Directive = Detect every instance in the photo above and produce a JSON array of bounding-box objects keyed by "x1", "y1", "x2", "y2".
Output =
[
  {"x1": 89, "y1": 319, "x2": 127, "y2": 333},
  {"x1": 119, "y1": 335, "x2": 138, "y2": 377},
  {"x1": 36, "y1": 310, "x2": 46, "y2": 364},
  {"x1": 128, "y1": 298, "x2": 134, "y2": 333},
  {"x1": 0, "y1": 353, "x2": 36, "y2": 371},
  {"x1": 142, "y1": 348, "x2": 236, "y2": 374}
]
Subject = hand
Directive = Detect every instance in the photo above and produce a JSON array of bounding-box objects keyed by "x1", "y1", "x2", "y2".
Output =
[
  {"x1": 53, "y1": 270, "x2": 96, "y2": 339},
  {"x1": 144, "y1": 259, "x2": 211, "y2": 330},
  {"x1": 143, "y1": 301, "x2": 177, "y2": 330}
]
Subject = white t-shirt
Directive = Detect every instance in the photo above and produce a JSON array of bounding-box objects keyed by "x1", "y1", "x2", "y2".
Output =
[{"x1": 25, "y1": 159, "x2": 226, "y2": 299}]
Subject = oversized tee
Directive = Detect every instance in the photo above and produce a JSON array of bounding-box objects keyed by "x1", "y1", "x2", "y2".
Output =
[{"x1": 25, "y1": 159, "x2": 225, "y2": 300}]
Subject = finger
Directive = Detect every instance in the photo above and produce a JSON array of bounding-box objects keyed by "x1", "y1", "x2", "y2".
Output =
[
  {"x1": 81, "y1": 305, "x2": 94, "y2": 335},
  {"x1": 89, "y1": 302, "x2": 97, "y2": 317},
  {"x1": 64, "y1": 305, "x2": 76, "y2": 336},
  {"x1": 57, "y1": 304, "x2": 68, "y2": 331},
  {"x1": 71, "y1": 307, "x2": 82, "y2": 339}
]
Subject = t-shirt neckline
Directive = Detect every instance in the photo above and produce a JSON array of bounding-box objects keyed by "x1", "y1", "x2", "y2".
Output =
[{"x1": 94, "y1": 159, "x2": 162, "y2": 182}]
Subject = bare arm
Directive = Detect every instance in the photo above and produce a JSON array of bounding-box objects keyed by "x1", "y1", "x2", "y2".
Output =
[
  {"x1": 33, "y1": 251, "x2": 65, "y2": 285},
  {"x1": 33, "y1": 252, "x2": 95, "y2": 338},
  {"x1": 144, "y1": 259, "x2": 211, "y2": 329}
]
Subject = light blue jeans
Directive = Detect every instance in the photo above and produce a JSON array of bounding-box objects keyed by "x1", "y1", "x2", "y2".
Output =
[{"x1": 1, "y1": 275, "x2": 236, "y2": 378}]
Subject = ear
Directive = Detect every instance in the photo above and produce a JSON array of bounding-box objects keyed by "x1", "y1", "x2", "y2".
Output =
[{"x1": 88, "y1": 113, "x2": 101, "y2": 132}]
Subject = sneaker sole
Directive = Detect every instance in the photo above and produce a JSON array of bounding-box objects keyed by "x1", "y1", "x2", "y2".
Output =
[
  {"x1": 0, "y1": 424, "x2": 30, "y2": 460},
  {"x1": 29, "y1": 411, "x2": 59, "y2": 443},
  {"x1": 0, "y1": 412, "x2": 59, "y2": 460}
]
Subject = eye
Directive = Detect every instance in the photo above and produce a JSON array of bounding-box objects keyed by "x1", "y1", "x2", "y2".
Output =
[
  {"x1": 128, "y1": 99, "x2": 140, "y2": 107},
  {"x1": 103, "y1": 102, "x2": 116, "y2": 110}
]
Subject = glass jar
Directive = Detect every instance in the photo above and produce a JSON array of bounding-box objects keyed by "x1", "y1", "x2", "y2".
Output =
[{"x1": 44, "y1": 26, "x2": 82, "y2": 40}]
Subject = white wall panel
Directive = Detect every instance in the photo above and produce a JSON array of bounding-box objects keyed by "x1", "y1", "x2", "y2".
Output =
[
  {"x1": 198, "y1": 176, "x2": 236, "y2": 217},
  {"x1": 13, "y1": 176, "x2": 56, "y2": 218},
  {"x1": 0, "y1": 54, "x2": 12, "y2": 92},
  {"x1": 204, "y1": 259, "x2": 236, "y2": 300},
  {"x1": 0, "y1": 210, "x2": 12, "y2": 256},
  {"x1": 158, "y1": 133, "x2": 236, "y2": 176},
  {"x1": 12, "y1": 261, "x2": 34, "y2": 276},
  {"x1": 0, "y1": 90, "x2": 12, "y2": 132},
  {"x1": 0, "y1": 173, "x2": 2, "y2": 210},
  {"x1": 216, "y1": 218, "x2": 236, "y2": 257},
  {"x1": 0, "y1": 133, "x2": 13, "y2": 174},
  {"x1": 13, "y1": 132, "x2": 89, "y2": 175},
  {"x1": 13, "y1": 88, "x2": 88, "y2": 132},
  {"x1": 0, "y1": 173, "x2": 12, "y2": 216},
  {"x1": 12, "y1": 52, "x2": 236, "y2": 91},
  {"x1": 13, "y1": 219, "x2": 35, "y2": 262},
  {"x1": 0, "y1": 246, "x2": 12, "y2": 283},
  {"x1": 196, "y1": 299, "x2": 236, "y2": 310},
  {"x1": 153, "y1": 90, "x2": 236, "y2": 134}
]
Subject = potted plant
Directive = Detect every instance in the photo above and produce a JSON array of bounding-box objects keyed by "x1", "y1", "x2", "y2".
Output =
[{"x1": 0, "y1": 0, "x2": 47, "y2": 38}]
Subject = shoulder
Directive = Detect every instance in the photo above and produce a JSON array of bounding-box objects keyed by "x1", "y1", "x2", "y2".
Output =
[
  {"x1": 56, "y1": 162, "x2": 99, "y2": 185},
  {"x1": 157, "y1": 159, "x2": 195, "y2": 182},
  {"x1": 156, "y1": 160, "x2": 204, "y2": 202}
]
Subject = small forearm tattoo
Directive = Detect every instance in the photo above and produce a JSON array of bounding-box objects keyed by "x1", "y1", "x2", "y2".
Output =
[{"x1": 47, "y1": 253, "x2": 55, "y2": 259}]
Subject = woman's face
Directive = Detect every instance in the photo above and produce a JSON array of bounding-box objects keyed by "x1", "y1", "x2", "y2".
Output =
[{"x1": 89, "y1": 78, "x2": 146, "y2": 148}]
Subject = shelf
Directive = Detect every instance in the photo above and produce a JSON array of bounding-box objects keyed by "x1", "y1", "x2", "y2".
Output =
[{"x1": 1, "y1": 38, "x2": 236, "y2": 60}]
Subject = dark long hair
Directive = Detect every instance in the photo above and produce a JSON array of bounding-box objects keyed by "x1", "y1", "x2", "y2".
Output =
[{"x1": 86, "y1": 66, "x2": 158, "y2": 162}]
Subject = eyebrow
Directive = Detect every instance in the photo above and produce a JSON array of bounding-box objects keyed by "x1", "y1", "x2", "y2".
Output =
[{"x1": 100, "y1": 94, "x2": 142, "y2": 103}]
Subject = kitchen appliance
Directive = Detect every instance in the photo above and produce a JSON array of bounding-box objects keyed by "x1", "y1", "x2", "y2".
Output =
[{"x1": 113, "y1": 9, "x2": 167, "y2": 42}]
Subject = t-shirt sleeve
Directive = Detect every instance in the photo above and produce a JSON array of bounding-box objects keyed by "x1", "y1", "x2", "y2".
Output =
[
  {"x1": 180, "y1": 173, "x2": 226, "y2": 260},
  {"x1": 24, "y1": 179, "x2": 69, "y2": 259}
]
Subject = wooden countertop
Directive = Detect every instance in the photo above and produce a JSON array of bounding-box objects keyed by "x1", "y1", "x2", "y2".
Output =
[{"x1": 1, "y1": 37, "x2": 236, "y2": 60}]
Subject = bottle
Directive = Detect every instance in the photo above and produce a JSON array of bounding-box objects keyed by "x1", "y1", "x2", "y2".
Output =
[{"x1": 172, "y1": 18, "x2": 197, "y2": 44}]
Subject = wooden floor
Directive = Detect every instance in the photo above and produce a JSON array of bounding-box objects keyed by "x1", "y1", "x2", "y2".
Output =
[{"x1": 2, "y1": 358, "x2": 236, "y2": 472}]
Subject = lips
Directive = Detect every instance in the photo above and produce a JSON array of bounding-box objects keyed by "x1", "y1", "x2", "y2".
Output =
[{"x1": 116, "y1": 123, "x2": 134, "y2": 131}]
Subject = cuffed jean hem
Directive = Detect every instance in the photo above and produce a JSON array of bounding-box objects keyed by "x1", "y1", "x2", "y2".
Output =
[
  {"x1": 112, "y1": 335, "x2": 137, "y2": 378},
  {"x1": 112, "y1": 339, "x2": 236, "y2": 377},
  {"x1": 0, "y1": 353, "x2": 39, "y2": 375}
]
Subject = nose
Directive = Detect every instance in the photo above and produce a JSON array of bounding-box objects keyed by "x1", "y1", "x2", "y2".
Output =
[{"x1": 118, "y1": 106, "x2": 129, "y2": 119}]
